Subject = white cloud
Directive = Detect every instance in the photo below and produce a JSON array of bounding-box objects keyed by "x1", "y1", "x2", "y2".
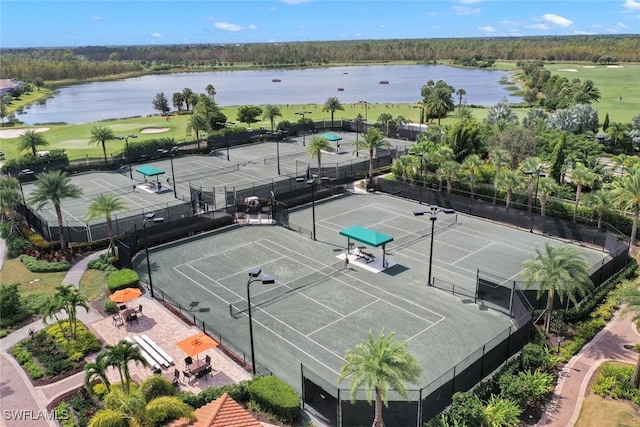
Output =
[
  {"x1": 150, "y1": 33, "x2": 163, "y2": 38},
  {"x1": 478, "y1": 25, "x2": 497, "y2": 33},
  {"x1": 92, "y1": 16, "x2": 104, "y2": 21},
  {"x1": 248, "y1": 24, "x2": 258, "y2": 30},
  {"x1": 280, "y1": 0, "x2": 311, "y2": 4},
  {"x1": 527, "y1": 23, "x2": 550, "y2": 30},
  {"x1": 215, "y1": 22, "x2": 243, "y2": 32},
  {"x1": 623, "y1": 0, "x2": 640, "y2": 11},
  {"x1": 459, "y1": 0, "x2": 482, "y2": 3},
  {"x1": 533, "y1": 13, "x2": 573, "y2": 28},
  {"x1": 616, "y1": 22, "x2": 630, "y2": 29},
  {"x1": 453, "y1": 6, "x2": 481, "y2": 15}
]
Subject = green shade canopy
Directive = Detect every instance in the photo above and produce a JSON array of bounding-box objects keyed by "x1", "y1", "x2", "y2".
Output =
[
  {"x1": 135, "y1": 165, "x2": 165, "y2": 177},
  {"x1": 320, "y1": 133, "x2": 343, "y2": 142},
  {"x1": 339, "y1": 225, "x2": 393, "y2": 247}
]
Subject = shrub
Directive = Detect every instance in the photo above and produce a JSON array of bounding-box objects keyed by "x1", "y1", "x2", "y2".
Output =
[
  {"x1": 11, "y1": 344, "x2": 31, "y2": 364},
  {"x1": 140, "y1": 375, "x2": 176, "y2": 402},
  {"x1": 102, "y1": 298, "x2": 119, "y2": 315},
  {"x1": 88, "y1": 258, "x2": 118, "y2": 276},
  {"x1": 5, "y1": 234, "x2": 33, "y2": 258},
  {"x1": 499, "y1": 370, "x2": 553, "y2": 408},
  {"x1": 92, "y1": 383, "x2": 108, "y2": 399},
  {"x1": 575, "y1": 318, "x2": 606, "y2": 342},
  {"x1": 248, "y1": 376, "x2": 300, "y2": 423},
  {"x1": 448, "y1": 392, "x2": 485, "y2": 427},
  {"x1": 107, "y1": 269, "x2": 139, "y2": 293},
  {"x1": 520, "y1": 343, "x2": 548, "y2": 371},
  {"x1": 24, "y1": 360, "x2": 44, "y2": 379},
  {"x1": 19, "y1": 254, "x2": 71, "y2": 272},
  {"x1": 592, "y1": 363, "x2": 636, "y2": 400}
]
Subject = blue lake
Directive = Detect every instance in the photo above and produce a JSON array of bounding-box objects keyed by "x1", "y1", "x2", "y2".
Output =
[{"x1": 16, "y1": 64, "x2": 521, "y2": 125}]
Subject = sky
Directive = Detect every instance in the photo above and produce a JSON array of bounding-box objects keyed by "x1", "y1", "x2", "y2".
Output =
[{"x1": 1, "y1": 0, "x2": 639, "y2": 49}]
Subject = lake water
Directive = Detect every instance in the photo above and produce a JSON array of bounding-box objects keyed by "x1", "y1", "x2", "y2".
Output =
[{"x1": 16, "y1": 64, "x2": 521, "y2": 125}]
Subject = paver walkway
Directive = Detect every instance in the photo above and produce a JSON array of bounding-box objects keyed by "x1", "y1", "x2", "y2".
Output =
[{"x1": 536, "y1": 310, "x2": 640, "y2": 427}]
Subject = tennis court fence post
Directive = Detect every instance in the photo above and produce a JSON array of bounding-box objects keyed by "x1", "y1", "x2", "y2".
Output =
[{"x1": 475, "y1": 269, "x2": 480, "y2": 304}]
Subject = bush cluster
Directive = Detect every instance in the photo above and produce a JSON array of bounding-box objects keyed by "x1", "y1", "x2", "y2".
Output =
[
  {"x1": 88, "y1": 258, "x2": 118, "y2": 276},
  {"x1": 248, "y1": 376, "x2": 300, "y2": 424},
  {"x1": 107, "y1": 268, "x2": 139, "y2": 293},
  {"x1": 592, "y1": 363, "x2": 640, "y2": 405},
  {"x1": 19, "y1": 254, "x2": 71, "y2": 272}
]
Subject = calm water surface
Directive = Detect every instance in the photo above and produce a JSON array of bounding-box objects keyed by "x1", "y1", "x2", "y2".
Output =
[{"x1": 16, "y1": 65, "x2": 520, "y2": 125}]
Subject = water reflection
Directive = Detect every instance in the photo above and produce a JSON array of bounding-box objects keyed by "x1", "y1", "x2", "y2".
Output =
[{"x1": 17, "y1": 64, "x2": 520, "y2": 125}]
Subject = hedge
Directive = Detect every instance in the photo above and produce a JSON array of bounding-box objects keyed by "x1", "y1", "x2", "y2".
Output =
[
  {"x1": 107, "y1": 268, "x2": 139, "y2": 293},
  {"x1": 19, "y1": 254, "x2": 71, "y2": 272},
  {"x1": 248, "y1": 376, "x2": 300, "y2": 424}
]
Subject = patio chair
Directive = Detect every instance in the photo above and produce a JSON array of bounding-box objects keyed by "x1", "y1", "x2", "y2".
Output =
[
  {"x1": 126, "y1": 313, "x2": 138, "y2": 325},
  {"x1": 205, "y1": 355, "x2": 211, "y2": 365},
  {"x1": 135, "y1": 304, "x2": 143, "y2": 316},
  {"x1": 112, "y1": 315, "x2": 124, "y2": 328},
  {"x1": 184, "y1": 356, "x2": 193, "y2": 366},
  {"x1": 182, "y1": 370, "x2": 193, "y2": 384}
]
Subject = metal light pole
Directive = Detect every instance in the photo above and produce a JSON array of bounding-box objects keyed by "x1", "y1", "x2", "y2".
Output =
[
  {"x1": 142, "y1": 212, "x2": 164, "y2": 298},
  {"x1": 276, "y1": 132, "x2": 281, "y2": 175},
  {"x1": 358, "y1": 101, "x2": 368, "y2": 126},
  {"x1": 354, "y1": 117, "x2": 362, "y2": 157},
  {"x1": 117, "y1": 134, "x2": 138, "y2": 179},
  {"x1": 157, "y1": 147, "x2": 178, "y2": 198},
  {"x1": 247, "y1": 267, "x2": 275, "y2": 374},
  {"x1": 295, "y1": 111, "x2": 312, "y2": 146},
  {"x1": 216, "y1": 121, "x2": 235, "y2": 161},
  {"x1": 18, "y1": 169, "x2": 34, "y2": 228},
  {"x1": 414, "y1": 205, "x2": 455, "y2": 286},
  {"x1": 306, "y1": 179, "x2": 317, "y2": 241},
  {"x1": 525, "y1": 169, "x2": 545, "y2": 233}
]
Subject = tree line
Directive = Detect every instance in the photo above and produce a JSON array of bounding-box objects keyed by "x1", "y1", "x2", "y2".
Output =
[{"x1": 2, "y1": 35, "x2": 639, "y2": 83}]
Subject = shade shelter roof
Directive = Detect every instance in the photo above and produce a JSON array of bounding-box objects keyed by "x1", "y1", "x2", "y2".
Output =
[
  {"x1": 320, "y1": 133, "x2": 343, "y2": 142},
  {"x1": 109, "y1": 287, "x2": 142, "y2": 303},
  {"x1": 135, "y1": 165, "x2": 165, "y2": 178},
  {"x1": 339, "y1": 225, "x2": 394, "y2": 247},
  {"x1": 176, "y1": 332, "x2": 219, "y2": 357}
]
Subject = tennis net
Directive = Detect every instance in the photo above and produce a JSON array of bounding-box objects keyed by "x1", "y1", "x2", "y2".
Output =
[
  {"x1": 229, "y1": 261, "x2": 344, "y2": 318},
  {"x1": 388, "y1": 213, "x2": 459, "y2": 251},
  {"x1": 175, "y1": 164, "x2": 240, "y2": 183}
]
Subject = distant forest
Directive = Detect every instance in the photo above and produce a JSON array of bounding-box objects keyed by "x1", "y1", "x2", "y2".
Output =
[{"x1": 1, "y1": 35, "x2": 639, "y2": 82}]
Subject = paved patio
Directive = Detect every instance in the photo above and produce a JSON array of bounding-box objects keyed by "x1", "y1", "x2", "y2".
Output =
[{"x1": 87, "y1": 296, "x2": 251, "y2": 394}]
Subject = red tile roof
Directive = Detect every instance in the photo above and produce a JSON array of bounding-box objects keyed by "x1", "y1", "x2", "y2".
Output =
[{"x1": 168, "y1": 392, "x2": 262, "y2": 427}]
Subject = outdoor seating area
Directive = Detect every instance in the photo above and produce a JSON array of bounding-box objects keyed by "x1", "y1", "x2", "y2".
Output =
[{"x1": 91, "y1": 297, "x2": 249, "y2": 394}]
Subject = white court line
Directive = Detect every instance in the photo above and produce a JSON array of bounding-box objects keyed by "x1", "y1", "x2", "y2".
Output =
[
  {"x1": 452, "y1": 242, "x2": 495, "y2": 265},
  {"x1": 305, "y1": 300, "x2": 378, "y2": 337},
  {"x1": 266, "y1": 238, "x2": 445, "y2": 322},
  {"x1": 92, "y1": 178, "x2": 148, "y2": 208}
]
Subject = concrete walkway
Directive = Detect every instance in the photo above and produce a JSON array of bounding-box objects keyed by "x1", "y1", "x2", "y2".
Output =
[
  {"x1": 0, "y1": 241, "x2": 105, "y2": 427},
  {"x1": 536, "y1": 310, "x2": 640, "y2": 427}
]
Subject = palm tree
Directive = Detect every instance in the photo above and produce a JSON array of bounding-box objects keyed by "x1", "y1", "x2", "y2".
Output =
[
  {"x1": 55, "y1": 284, "x2": 89, "y2": 339},
  {"x1": 88, "y1": 387, "x2": 195, "y2": 427},
  {"x1": 41, "y1": 296, "x2": 68, "y2": 338},
  {"x1": 425, "y1": 87, "x2": 455, "y2": 125},
  {"x1": 205, "y1": 84, "x2": 217, "y2": 100},
  {"x1": 611, "y1": 281, "x2": 640, "y2": 388},
  {"x1": 0, "y1": 176, "x2": 22, "y2": 235},
  {"x1": 583, "y1": 190, "x2": 614, "y2": 230},
  {"x1": 89, "y1": 126, "x2": 117, "y2": 165},
  {"x1": 537, "y1": 177, "x2": 559, "y2": 218},
  {"x1": 104, "y1": 340, "x2": 147, "y2": 393},
  {"x1": 462, "y1": 154, "x2": 483, "y2": 200},
  {"x1": 522, "y1": 243, "x2": 592, "y2": 333},
  {"x1": 27, "y1": 170, "x2": 83, "y2": 254},
  {"x1": 186, "y1": 113, "x2": 209, "y2": 149},
  {"x1": 611, "y1": 170, "x2": 640, "y2": 246},
  {"x1": 307, "y1": 135, "x2": 332, "y2": 180},
  {"x1": 377, "y1": 112, "x2": 393, "y2": 135},
  {"x1": 84, "y1": 353, "x2": 112, "y2": 395},
  {"x1": 353, "y1": 128, "x2": 391, "y2": 182},
  {"x1": 338, "y1": 331, "x2": 422, "y2": 427},
  {"x1": 181, "y1": 87, "x2": 194, "y2": 111},
  {"x1": 489, "y1": 148, "x2": 510, "y2": 205},
  {"x1": 18, "y1": 129, "x2": 49, "y2": 156},
  {"x1": 570, "y1": 162, "x2": 597, "y2": 224},
  {"x1": 86, "y1": 193, "x2": 128, "y2": 257},
  {"x1": 437, "y1": 161, "x2": 459, "y2": 197},
  {"x1": 262, "y1": 104, "x2": 282, "y2": 132},
  {"x1": 322, "y1": 96, "x2": 344, "y2": 130},
  {"x1": 495, "y1": 169, "x2": 523, "y2": 213}
]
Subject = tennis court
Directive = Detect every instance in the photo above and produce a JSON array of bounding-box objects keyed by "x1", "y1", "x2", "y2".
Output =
[{"x1": 135, "y1": 192, "x2": 610, "y2": 397}]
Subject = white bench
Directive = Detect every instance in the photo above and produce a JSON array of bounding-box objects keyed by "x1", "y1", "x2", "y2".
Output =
[
  {"x1": 141, "y1": 334, "x2": 175, "y2": 366},
  {"x1": 124, "y1": 337, "x2": 160, "y2": 371},
  {"x1": 132, "y1": 336, "x2": 171, "y2": 368}
]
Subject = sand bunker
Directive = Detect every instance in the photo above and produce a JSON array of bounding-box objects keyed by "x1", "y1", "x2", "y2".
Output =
[
  {"x1": 558, "y1": 68, "x2": 578, "y2": 72},
  {"x1": 140, "y1": 128, "x2": 170, "y2": 134},
  {"x1": 607, "y1": 65, "x2": 624, "y2": 68},
  {"x1": 0, "y1": 127, "x2": 50, "y2": 139}
]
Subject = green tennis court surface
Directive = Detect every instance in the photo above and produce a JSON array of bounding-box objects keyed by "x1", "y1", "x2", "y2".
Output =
[{"x1": 135, "y1": 192, "x2": 610, "y2": 395}]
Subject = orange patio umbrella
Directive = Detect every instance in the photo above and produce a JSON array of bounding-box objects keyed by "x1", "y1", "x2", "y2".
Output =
[
  {"x1": 176, "y1": 332, "x2": 219, "y2": 358},
  {"x1": 109, "y1": 288, "x2": 142, "y2": 303}
]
